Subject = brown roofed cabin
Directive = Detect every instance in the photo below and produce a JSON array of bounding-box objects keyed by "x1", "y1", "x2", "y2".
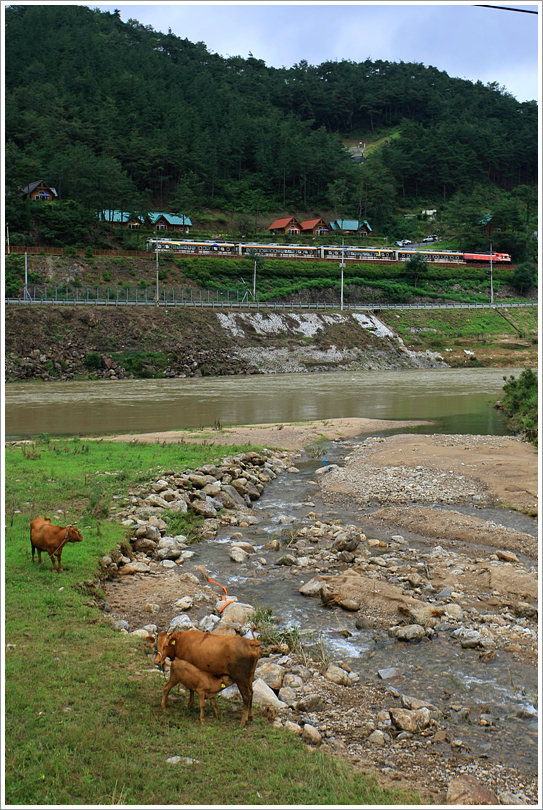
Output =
[
  {"x1": 268, "y1": 216, "x2": 302, "y2": 235},
  {"x1": 21, "y1": 180, "x2": 58, "y2": 201},
  {"x1": 300, "y1": 217, "x2": 331, "y2": 235}
]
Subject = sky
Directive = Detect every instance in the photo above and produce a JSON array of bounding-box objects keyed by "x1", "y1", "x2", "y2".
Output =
[{"x1": 81, "y1": 1, "x2": 541, "y2": 103}]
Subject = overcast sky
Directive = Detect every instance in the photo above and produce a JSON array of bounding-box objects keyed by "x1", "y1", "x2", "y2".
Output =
[{"x1": 81, "y1": 2, "x2": 541, "y2": 103}]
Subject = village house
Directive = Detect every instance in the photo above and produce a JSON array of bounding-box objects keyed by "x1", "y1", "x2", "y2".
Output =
[
  {"x1": 331, "y1": 219, "x2": 372, "y2": 236},
  {"x1": 149, "y1": 212, "x2": 192, "y2": 233},
  {"x1": 268, "y1": 216, "x2": 303, "y2": 235},
  {"x1": 20, "y1": 180, "x2": 58, "y2": 201},
  {"x1": 97, "y1": 211, "x2": 193, "y2": 232},
  {"x1": 300, "y1": 217, "x2": 331, "y2": 236}
]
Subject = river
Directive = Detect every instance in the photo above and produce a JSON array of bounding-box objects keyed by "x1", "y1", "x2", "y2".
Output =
[{"x1": 4, "y1": 367, "x2": 518, "y2": 438}]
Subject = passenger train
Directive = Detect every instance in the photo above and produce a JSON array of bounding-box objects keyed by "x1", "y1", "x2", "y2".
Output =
[{"x1": 146, "y1": 238, "x2": 511, "y2": 265}]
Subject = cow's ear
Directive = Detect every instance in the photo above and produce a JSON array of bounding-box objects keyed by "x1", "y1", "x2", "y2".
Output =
[{"x1": 146, "y1": 636, "x2": 155, "y2": 643}]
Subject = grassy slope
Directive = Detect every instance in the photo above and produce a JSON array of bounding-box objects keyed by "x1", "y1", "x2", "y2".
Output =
[{"x1": 4, "y1": 438, "x2": 419, "y2": 806}]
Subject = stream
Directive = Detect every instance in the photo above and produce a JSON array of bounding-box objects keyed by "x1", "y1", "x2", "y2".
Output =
[{"x1": 172, "y1": 433, "x2": 538, "y2": 773}]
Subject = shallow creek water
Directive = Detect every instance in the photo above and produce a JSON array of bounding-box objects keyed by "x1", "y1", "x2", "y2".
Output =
[{"x1": 172, "y1": 434, "x2": 538, "y2": 772}]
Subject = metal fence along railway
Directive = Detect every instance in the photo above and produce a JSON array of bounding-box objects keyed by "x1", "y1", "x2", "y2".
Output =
[{"x1": 4, "y1": 285, "x2": 537, "y2": 311}]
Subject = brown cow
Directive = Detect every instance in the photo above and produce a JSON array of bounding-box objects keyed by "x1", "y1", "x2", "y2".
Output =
[
  {"x1": 147, "y1": 630, "x2": 260, "y2": 727},
  {"x1": 161, "y1": 658, "x2": 234, "y2": 724},
  {"x1": 30, "y1": 516, "x2": 83, "y2": 572}
]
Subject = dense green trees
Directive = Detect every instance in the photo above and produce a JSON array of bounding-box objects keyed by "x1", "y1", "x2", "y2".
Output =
[{"x1": 4, "y1": 4, "x2": 538, "y2": 250}]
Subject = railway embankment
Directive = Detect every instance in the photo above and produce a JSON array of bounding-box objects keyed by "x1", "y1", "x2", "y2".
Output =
[{"x1": 4, "y1": 303, "x2": 537, "y2": 382}]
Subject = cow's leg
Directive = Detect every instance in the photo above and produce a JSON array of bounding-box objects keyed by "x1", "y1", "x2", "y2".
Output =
[
  {"x1": 236, "y1": 682, "x2": 252, "y2": 727},
  {"x1": 37, "y1": 548, "x2": 43, "y2": 565},
  {"x1": 162, "y1": 671, "x2": 178, "y2": 709},
  {"x1": 31, "y1": 540, "x2": 36, "y2": 563},
  {"x1": 56, "y1": 552, "x2": 63, "y2": 573},
  {"x1": 198, "y1": 692, "x2": 206, "y2": 725},
  {"x1": 49, "y1": 553, "x2": 59, "y2": 573},
  {"x1": 209, "y1": 696, "x2": 221, "y2": 721},
  {"x1": 188, "y1": 689, "x2": 195, "y2": 709}
]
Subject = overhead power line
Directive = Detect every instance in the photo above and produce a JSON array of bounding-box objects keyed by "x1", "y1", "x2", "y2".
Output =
[{"x1": 474, "y1": 4, "x2": 539, "y2": 13}]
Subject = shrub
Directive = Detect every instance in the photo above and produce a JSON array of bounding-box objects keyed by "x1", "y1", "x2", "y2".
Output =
[
  {"x1": 85, "y1": 352, "x2": 102, "y2": 369},
  {"x1": 63, "y1": 246, "x2": 77, "y2": 257}
]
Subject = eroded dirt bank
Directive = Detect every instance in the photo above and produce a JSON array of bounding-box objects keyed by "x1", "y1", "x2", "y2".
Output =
[{"x1": 5, "y1": 305, "x2": 537, "y2": 382}]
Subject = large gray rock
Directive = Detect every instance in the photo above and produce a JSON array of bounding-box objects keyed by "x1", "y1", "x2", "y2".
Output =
[
  {"x1": 389, "y1": 708, "x2": 430, "y2": 732},
  {"x1": 251, "y1": 678, "x2": 288, "y2": 708}
]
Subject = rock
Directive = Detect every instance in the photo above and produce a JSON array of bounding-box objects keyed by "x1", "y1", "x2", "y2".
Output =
[
  {"x1": 378, "y1": 667, "x2": 400, "y2": 680},
  {"x1": 515, "y1": 601, "x2": 537, "y2": 619},
  {"x1": 168, "y1": 614, "x2": 196, "y2": 632},
  {"x1": 118, "y1": 561, "x2": 150, "y2": 575},
  {"x1": 390, "y1": 624, "x2": 425, "y2": 642},
  {"x1": 220, "y1": 485, "x2": 247, "y2": 507},
  {"x1": 367, "y1": 729, "x2": 387, "y2": 746},
  {"x1": 389, "y1": 707, "x2": 430, "y2": 733},
  {"x1": 251, "y1": 678, "x2": 288, "y2": 708},
  {"x1": 301, "y1": 724, "x2": 322, "y2": 745},
  {"x1": 191, "y1": 500, "x2": 217, "y2": 518},
  {"x1": 133, "y1": 538, "x2": 157, "y2": 554},
  {"x1": 113, "y1": 620, "x2": 129, "y2": 631},
  {"x1": 129, "y1": 628, "x2": 150, "y2": 638},
  {"x1": 496, "y1": 549, "x2": 519, "y2": 563},
  {"x1": 161, "y1": 560, "x2": 178, "y2": 569},
  {"x1": 296, "y1": 693, "x2": 325, "y2": 713},
  {"x1": 145, "y1": 494, "x2": 170, "y2": 509},
  {"x1": 497, "y1": 791, "x2": 532, "y2": 805},
  {"x1": 229, "y1": 546, "x2": 249, "y2": 563},
  {"x1": 255, "y1": 663, "x2": 285, "y2": 691},
  {"x1": 218, "y1": 602, "x2": 255, "y2": 625},
  {"x1": 338, "y1": 598, "x2": 360, "y2": 611},
  {"x1": 276, "y1": 554, "x2": 297, "y2": 566},
  {"x1": 143, "y1": 603, "x2": 161, "y2": 614},
  {"x1": 435, "y1": 588, "x2": 452, "y2": 600},
  {"x1": 278, "y1": 687, "x2": 298, "y2": 707},
  {"x1": 324, "y1": 665, "x2": 351, "y2": 686},
  {"x1": 283, "y1": 720, "x2": 303, "y2": 734},
  {"x1": 446, "y1": 774, "x2": 498, "y2": 805},
  {"x1": 199, "y1": 614, "x2": 221, "y2": 633},
  {"x1": 299, "y1": 577, "x2": 325, "y2": 596},
  {"x1": 282, "y1": 673, "x2": 304, "y2": 689},
  {"x1": 174, "y1": 596, "x2": 193, "y2": 610}
]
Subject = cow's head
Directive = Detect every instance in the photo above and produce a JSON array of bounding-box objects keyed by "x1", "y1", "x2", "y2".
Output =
[
  {"x1": 146, "y1": 632, "x2": 174, "y2": 668},
  {"x1": 67, "y1": 525, "x2": 83, "y2": 543}
]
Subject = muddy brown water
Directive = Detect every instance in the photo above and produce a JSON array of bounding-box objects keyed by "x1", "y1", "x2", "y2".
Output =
[{"x1": 4, "y1": 367, "x2": 517, "y2": 438}]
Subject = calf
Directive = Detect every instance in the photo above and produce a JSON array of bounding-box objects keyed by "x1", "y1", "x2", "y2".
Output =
[
  {"x1": 161, "y1": 658, "x2": 234, "y2": 724},
  {"x1": 147, "y1": 630, "x2": 260, "y2": 727},
  {"x1": 30, "y1": 516, "x2": 83, "y2": 573}
]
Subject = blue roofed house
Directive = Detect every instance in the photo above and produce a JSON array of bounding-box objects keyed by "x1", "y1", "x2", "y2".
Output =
[
  {"x1": 331, "y1": 219, "x2": 372, "y2": 236},
  {"x1": 149, "y1": 212, "x2": 192, "y2": 233}
]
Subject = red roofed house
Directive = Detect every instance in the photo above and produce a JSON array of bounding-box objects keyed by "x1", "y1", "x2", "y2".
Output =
[
  {"x1": 268, "y1": 216, "x2": 302, "y2": 235},
  {"x1": 300, "y1": 217, "x2": 331, "y2": 235}
]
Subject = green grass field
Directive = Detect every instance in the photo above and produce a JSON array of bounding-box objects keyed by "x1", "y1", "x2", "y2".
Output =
[{"x1": 4, "y1": 437, "x2": 421, "y2": 805}]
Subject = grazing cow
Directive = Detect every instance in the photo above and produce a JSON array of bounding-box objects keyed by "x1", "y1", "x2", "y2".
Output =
[
  {"x1": 30, "y1": 516, "x2": 83, "y2": 572},
  {"x1": 161, "y1": 658, "x2": 234, "y2": 724},
  {"x1": 147, "y1": 630, "x2": 261, "y2": 727}
]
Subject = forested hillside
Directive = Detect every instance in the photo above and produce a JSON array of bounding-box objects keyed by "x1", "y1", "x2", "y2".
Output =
[{"x1": 4, "y1": 4, "x2": 538, "y2": 256}]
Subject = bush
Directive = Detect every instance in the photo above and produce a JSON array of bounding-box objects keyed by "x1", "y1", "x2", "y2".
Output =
[
  {"x1": 501, "y1": 368, "x2": 538, "y2": 445},
  {"x1": 511, "y1": 262, "x2": 537, "y2": 295},
  {"x1": 84, "y1": 246, "x2": 94, "y2": 259},
  {"x1": 63, "y1": 246, "x2": 77, "y2": 258},
  {"x1": 85, "y1": 352, "x2": 102, "y2": 369}
]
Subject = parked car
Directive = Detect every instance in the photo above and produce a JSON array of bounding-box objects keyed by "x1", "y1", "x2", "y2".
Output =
[
  {"x1": 395, "y1": 239, "x2": 412, "y2": 247},
  {"x1": 422, "y1": 235, "x2": 438, "y2": 243}
]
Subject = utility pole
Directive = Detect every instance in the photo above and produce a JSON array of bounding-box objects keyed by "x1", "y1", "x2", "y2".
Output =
[
  {"x1": 155, "y1": 230, "x2": 159, "y2": 306},
  {"x1": 6, "y1": 224, "x2": 10, "y2": 254},
  {"x1": 340, "y1": 238, "x2": 345, "y2": 310},
  {"x1": 253, "y1": 260, "x2": 257, "y2": 299},
  {"x1": 24, "y1": 252, "x2": 29, "y2": 300},
  {"x1": 489, "y1": 241, "x2": 494, "y2": 304}
]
